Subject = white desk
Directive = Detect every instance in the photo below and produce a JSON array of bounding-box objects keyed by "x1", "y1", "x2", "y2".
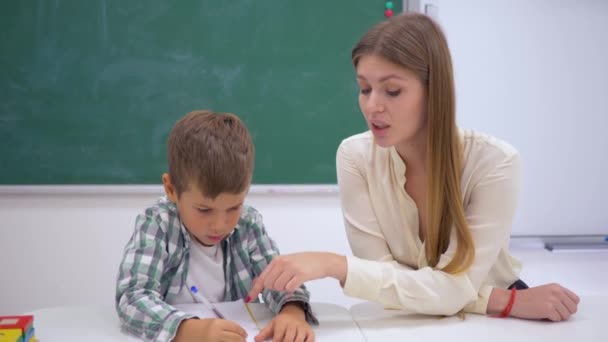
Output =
[
  {"x1": 512, "y1": 248, "x2": 608, "y2": 295},
  {"x1": 26, "y1": 295, "x2": 608, "y2": 341},
  {"x1": 27, "y1": 303, "x2": 365, "y2": 342},
  {"x1": 350, "y1": 295, "x2": 608, "y2": 342}
]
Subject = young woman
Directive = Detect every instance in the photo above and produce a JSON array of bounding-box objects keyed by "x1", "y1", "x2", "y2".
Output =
[{"x1": 246, "y1": 13, "x2": 579, "y2": 322}]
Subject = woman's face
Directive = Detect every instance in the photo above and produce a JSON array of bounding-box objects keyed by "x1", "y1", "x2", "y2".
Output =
[{"x1": 356, "y1": 55, "x2": 427, "y2": 148}]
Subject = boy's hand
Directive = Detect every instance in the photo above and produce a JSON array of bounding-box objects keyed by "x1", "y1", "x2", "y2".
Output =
[
  {"x1": 255, "y1": 302, "x2": 315, "y2": 342},
  {"x1": 175, "y1": 318, "x2": 248, "y2": 342}
]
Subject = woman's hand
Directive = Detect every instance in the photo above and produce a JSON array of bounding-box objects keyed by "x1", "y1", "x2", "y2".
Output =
[
  {"x1": 246, "y1": 252, "x2": 346, "y2": 302},
  {"x1": 490, "y1": 283, "x2": 580, "y2": 321},
  {"x1": 511, "y1": 283, "x2": 579, "y2": 321}
]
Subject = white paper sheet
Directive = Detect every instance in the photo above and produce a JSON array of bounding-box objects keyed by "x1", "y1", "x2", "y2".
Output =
[{"x1": 174, "y1": 299, "x2": 272, "y2": 342}]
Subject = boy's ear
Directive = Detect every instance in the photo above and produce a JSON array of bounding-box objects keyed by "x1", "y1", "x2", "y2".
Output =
[{"x1": 162, "y1": 173, "x2": 178, "y2": 202}]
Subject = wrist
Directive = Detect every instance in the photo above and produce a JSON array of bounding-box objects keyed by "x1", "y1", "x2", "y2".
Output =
[
  {"x1": 487, "y1": 288, "x2": 511, "y2": 315},
  {"x1": 325, "y1": 253, "x2": 347, "y2": 285},
  {"x1": 488, "y1": 288, "x2": 517, "y2": 318},
  {"x1": 174, "y1": 318, "x2": 198, "y2": 341},
  {"x1": 280, "y1": 302, "x2": 306, "y2": 320},
  {"x1": 498, "y1": 288, "x2": 517, "y2": 317}
]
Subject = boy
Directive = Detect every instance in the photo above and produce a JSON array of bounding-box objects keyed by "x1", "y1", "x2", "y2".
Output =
[{"x1": 116, "y1": 110, "x2": 316, "y2": 342}]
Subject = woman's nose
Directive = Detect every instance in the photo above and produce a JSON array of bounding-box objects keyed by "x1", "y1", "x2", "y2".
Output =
[{"x1": 367, "y1": 91, "x2": 385, "y2": 113}]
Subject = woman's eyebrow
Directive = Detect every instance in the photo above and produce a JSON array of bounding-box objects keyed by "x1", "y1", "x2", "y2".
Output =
[{"x1": 356, "y1": 74, "x2": 408, "y2": 82}]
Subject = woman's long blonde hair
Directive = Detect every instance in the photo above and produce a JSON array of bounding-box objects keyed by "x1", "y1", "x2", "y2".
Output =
[{"x1": 352, "y1": 13, "x2": 474, "y2": 274}]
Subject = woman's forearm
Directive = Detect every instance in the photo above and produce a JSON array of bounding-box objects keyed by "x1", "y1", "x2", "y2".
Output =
[{"x1": 325, "y1": 253, "x2": 348, "y2": 286}]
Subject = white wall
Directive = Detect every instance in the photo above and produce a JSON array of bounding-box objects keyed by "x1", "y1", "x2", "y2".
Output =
[
  {"x1": 436, "y1": 0, "x2": 608, "y2": 236},
  {"x1": 2, "y1": 188, "x2": 606, "y2": 316},
  {"x1": 0, "y1": 188, "x2": 364, "y2": 315}
]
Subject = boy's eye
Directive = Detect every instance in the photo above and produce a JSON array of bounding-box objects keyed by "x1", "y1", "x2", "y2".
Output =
[
  {"x1": 228, "y1": 205, "x2": 241, "y2": 212},
  {"x1": 196, "y1": 208, "x2": 212, "y2": 214},
  {"x1": 386, "y1": 89, "x2": 401, "y2": 97},
  {"x1": 360, "y1": 88, "x2": 371, "y2": 95}
]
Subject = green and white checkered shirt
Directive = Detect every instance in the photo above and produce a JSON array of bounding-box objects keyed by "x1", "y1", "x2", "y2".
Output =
[{"x1": 116, "y1": 196, "x2": 316, "y2": 341}]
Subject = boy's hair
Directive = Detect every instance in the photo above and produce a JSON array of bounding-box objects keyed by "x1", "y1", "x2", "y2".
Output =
[{"x1": 167, "y1": 110, "x2": 254, "y2": 198}]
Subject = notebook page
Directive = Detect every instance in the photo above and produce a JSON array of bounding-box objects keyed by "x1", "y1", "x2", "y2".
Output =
[{"x1": 174, "y1": 299, "x2": 273, "y2": 342}]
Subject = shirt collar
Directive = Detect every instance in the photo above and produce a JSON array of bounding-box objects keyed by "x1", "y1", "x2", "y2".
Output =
[{"x1": 389, "y1": 146, "x2": 407, "y2": 188}]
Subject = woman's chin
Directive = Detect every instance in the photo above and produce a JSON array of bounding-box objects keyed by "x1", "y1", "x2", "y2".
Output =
[{"x1": 373, "y1": 135, "x2": 394, "y2": 148}]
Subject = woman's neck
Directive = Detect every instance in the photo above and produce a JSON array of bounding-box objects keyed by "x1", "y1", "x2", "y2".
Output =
[{"x1": 395, "y1": 132, "x2": 427, "y2": 172}]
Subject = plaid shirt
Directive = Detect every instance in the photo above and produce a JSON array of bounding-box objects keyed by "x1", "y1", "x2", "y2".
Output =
[{"x1": 116, "y1": 196, "x2": 316, "y2": 341}]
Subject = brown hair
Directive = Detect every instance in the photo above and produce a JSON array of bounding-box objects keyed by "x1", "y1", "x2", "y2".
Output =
[
  {"x1": 167, "y1": 110, "x2": 254, "y2": 198},
  {"x1": 352, "y1": 13, "x2": 474, "y2": 274}
]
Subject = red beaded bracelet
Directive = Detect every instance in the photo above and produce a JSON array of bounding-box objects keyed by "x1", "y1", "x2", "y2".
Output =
[{"x1": 498, "y1": 288, "x2": 517, "y2": 318}]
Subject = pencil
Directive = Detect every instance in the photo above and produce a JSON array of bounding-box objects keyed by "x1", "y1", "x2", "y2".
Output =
[{"x1": 244, "y1": 302, "x2": 261, "y2": 330}]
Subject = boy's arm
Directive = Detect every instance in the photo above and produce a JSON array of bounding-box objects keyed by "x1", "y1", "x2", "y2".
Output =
[
  {"x1": 116, "y1": 213, "x2": 194, "y2": 341},
  {"x1": 245, "y1": 209, "x2": 318, "y2": 324}
]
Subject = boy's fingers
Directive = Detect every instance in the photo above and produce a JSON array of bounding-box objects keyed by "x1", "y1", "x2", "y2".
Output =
[
  {"x1": 223, "y1": 331, "x2": 247, "y2": 342},
  {"x1": 282, "y1": 325, "x2": 297, "y2": 342},
  {"x1": 224, "y1": 320, "x2": 248, "y2": 338},
  {"x1": 272, "y1": 322, "x2": 287, "y2": 342},
  {"x1": 255, "y1": 322, "x2": 274, "y2": 342},
  {"x1": 223, "y1": 332, "x2": 247, "y2": 342}
]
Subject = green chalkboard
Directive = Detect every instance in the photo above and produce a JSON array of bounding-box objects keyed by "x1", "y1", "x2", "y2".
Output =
[{"x1": 0, "y1": 1, "x2": 398, "y2": 184}]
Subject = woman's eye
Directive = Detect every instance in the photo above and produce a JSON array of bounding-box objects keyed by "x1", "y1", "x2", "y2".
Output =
[
  {"x1": 360, "y1": 88, "x2": 371, "y2": 95},
  {"x1": 387, "y1": 89, "x2": 401, "y2": 97}
]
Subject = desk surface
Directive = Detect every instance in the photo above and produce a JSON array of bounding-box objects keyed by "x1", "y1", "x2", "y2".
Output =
[
  {"x1": 27, "y1": 296, "x2": 608, "y2": 342},
  {"x1": 27, "y1": 303, "x2": 364, "y2": 342},
  {"x1": 350, "y1": 295, "x2": 608, "y2": 342}
]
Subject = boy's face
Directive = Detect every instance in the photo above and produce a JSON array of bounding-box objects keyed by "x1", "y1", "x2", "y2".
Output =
[{"x1": 163, "y1": 174, "x2": 247, "y2": 246}]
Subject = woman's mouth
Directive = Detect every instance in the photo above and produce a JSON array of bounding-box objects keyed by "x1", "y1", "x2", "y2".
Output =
[{"x1": 371, "y1": 122, "x2": 390, "y2": 137}]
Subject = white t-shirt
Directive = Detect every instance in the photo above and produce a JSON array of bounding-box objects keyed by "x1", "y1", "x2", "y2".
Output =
[
  {"x1": 168, "y1": 233, "x2": 225, "y2": 305},
  {"x1": 337, "y1": 129, "x2": 523, "y2": 315}
]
